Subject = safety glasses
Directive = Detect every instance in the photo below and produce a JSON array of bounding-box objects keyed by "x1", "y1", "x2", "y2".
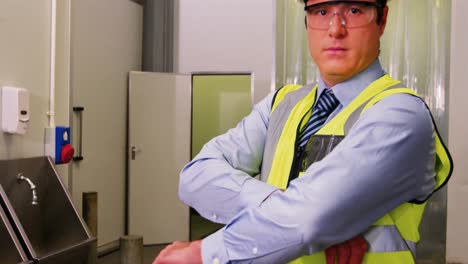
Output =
[{"x1": 304, "y1": 1, "x2": 382, "y2": 29}]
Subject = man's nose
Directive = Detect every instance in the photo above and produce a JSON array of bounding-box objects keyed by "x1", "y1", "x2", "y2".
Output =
[{"x1": 328, "y1": 12, "x2": 347, "y2": 37}]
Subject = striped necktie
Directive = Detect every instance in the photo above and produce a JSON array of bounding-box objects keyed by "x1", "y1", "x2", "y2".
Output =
[{"x1": 298, "y1": 88, "x2": 340, "y2": 148}]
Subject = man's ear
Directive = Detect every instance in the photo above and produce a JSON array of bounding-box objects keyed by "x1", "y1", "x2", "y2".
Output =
[{"x1": 379, "y1": 6, "x2": 389, "y2": 36}]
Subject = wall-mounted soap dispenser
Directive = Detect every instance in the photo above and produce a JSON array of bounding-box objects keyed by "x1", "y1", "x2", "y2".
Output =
[{"x1": 2, "y1": 86, "x2": 30, "y2": 135}]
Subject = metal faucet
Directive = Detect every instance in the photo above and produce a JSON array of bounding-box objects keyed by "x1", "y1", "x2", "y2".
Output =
[{"x1": 17, "y1": 173, "x2": 38, "y2": 205}]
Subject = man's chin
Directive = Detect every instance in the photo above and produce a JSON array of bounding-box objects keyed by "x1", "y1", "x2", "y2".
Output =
[{"x1": 319, "y1": 69, "x2": 355, "y2": 85}]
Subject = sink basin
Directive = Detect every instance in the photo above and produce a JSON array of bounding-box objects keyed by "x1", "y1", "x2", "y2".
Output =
[
  {"x1": 0, "y1": 204, "x2": 31, "y2": 264},
  {"x1": 0, "y1": 157, "x2": 96, "y2": 264}
]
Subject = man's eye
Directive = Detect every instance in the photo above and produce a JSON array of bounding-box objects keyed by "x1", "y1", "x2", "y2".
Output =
[
  {"x1": 310, "y1": 9, "x2": 328, "y2": 16},
  {"x1": 318, "y1": 9, "x2": 327, "y2": 16},
  {"x1": 349, "y1": 8, "x2": 363, "y2": 14}
]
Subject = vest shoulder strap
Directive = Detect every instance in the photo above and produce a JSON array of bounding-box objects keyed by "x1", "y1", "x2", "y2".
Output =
[
  {"x1": 362, "y1": 87, "x2": 417, "y2": 112},
  {"x1": 271, "y1": 84, "x2": 303, "y2": 113}
]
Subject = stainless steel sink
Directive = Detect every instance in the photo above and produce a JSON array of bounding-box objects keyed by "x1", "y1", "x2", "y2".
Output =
[
  {"x1": 0, "y1": 204, "x2": 31, "y2": 264},
  {"x1": 0, "y1": 157, "x2": 96, "y2": 264}
]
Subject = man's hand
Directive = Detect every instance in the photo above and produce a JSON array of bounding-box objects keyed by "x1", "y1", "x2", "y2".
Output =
[
  {"x1": 153, "y1": 240, "x2": 202, "y2": 264},
  {"x1": 325, "y1": 235, "x2": 368, "y2": 264}
]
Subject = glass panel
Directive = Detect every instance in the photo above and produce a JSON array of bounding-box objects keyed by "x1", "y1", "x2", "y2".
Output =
[{"x1": 191, "y1": 74, "x2": 252, "y2": 158}]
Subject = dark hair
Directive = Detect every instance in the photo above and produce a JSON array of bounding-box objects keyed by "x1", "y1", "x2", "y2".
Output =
[{"x1": 302, "y1": 0, "x2": 388, "y2": 24}]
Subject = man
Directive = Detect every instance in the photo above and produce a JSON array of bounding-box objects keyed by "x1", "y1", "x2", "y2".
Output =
[{"x1": 154, "y1": 0, "x2": 452, "y2": 263}]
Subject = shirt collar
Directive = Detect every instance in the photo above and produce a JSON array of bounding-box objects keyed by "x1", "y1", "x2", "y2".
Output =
[{"x1": 316, "y1": 59, "x2": 385, "y2": 107}]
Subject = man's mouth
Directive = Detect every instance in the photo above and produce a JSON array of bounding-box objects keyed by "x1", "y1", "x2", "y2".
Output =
[{"x1": 324, "y1": 47, "x2": 347, "y2": 54}]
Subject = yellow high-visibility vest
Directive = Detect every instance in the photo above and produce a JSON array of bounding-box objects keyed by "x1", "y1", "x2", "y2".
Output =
[{"x1": 265, "y1": 75, "x2": 452, "y2": 263}]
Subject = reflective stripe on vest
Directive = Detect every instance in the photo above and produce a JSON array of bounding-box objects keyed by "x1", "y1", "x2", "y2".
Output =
[
  {"x1": 363, "y1": 225, "x2": 415, "y2": 254},
  {"x1": 263, "y1": 75, "x2": 453, "y2": 264}
]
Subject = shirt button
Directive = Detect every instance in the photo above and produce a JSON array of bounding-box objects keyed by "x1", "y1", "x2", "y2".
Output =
[
  {"x1": 252, "y1": 247, "x2": 258, "y2": 255},
  {"x1": 213, "y1": 214, "x2": 217, "y2": 220},
  {"x1": 212, "y1": 257, "x2": 220, "y2": 264}
]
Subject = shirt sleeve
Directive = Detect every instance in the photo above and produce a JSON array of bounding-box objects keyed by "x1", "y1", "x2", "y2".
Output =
[
  {"x1": 201, "y1": 94, "x2": 436, "y2": 264},
  {"x1": 179, "y1": 92, "x2": 280, "y2": 225}
]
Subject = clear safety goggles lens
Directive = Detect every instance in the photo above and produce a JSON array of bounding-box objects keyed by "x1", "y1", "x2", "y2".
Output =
[{"x1": 305, "y1": 1, "x2": 380, "y2": 29}]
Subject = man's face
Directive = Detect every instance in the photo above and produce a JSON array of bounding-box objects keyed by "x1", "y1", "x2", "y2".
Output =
[{"x1": 306, "y1": 0, "x2": 388, "y2": 86}]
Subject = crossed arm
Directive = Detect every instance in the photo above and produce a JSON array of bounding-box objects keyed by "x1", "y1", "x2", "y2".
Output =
[{"x1": 155, "y1": 93, "x2": 435, "y2": 264}]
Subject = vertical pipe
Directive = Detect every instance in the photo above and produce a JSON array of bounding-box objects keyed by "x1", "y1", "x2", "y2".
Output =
[
  {"x1": 142, "y1": 0, "x2": 174, "y2": 72},
  {"x1": 49, "y1": 0, "x2": 57, "y2": 127},
  {"x1": 120, "y1": 235, "x2": 143, "y2": 264}
]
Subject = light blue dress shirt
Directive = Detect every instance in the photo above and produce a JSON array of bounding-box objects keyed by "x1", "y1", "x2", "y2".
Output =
[{"x1": 179, "y1": 60, "x2": 436, "y2": 264}]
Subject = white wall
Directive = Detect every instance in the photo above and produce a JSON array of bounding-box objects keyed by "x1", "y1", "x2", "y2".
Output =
[
  {"x1": 447, "y1": 0, "x2": 468, "y2": 263},
  {"x1": 175, "y1": 0, "x2": 275, "y2": 103},
  {"x1": 0, "y1": 0, "x2": 53, "y2": 157},
  {"x1": 0, "y1": 1, "x2": 69, "y2": 178}
]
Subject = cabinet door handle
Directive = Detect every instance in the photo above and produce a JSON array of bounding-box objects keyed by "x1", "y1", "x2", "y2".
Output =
[
  {"x1": 73, "y1": 106, "x2": 84, "y2": 161},
  {"x1": 131, "y1": 146, "x2": 141, "y2": 160}
]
